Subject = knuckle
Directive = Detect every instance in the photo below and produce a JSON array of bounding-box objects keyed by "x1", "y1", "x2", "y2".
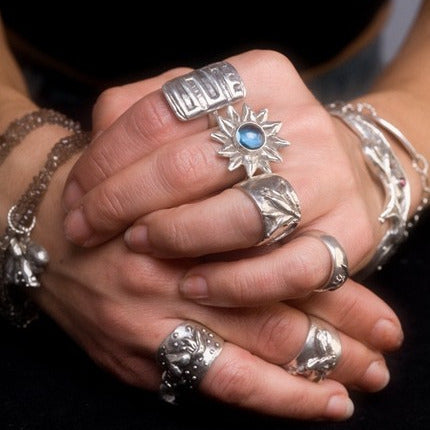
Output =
[
  {"x1": 93, "y1": 298, "x2": 131, "y2": 338},
  {"x1": 83, "y1": 142, "x2": 118, "y2": 184},
  {"x1": 93, "y1": 86, "x2": 123, "y2": 116},
  {"x1": 161, "y1": 67, "x2": 193, "y2": 80},
  {"x1": 285, "y1": 247, "x2": 326, "y2": 296},
  {"x1": 86, "y1": 183, "x2": 129, "y2": 231},
  {"x1": 151, "y1": 213, "x2": 193, "y2": 255},
  {"x1": 156, "y1": 144, "x2": 209, "y2": 194},
  {"x1": 208, "y1": 351, "x2": 256, "y2": 405},
  {"x1": 129, "y1": 92, "x2": 175, "y2": 143},
  {"x1": 335, "y1": 295, "x2": 361, "y2": 330},
  {"x1": 232, "y1": 196, "x2": 264, "y2": 243},
  {"x1": 256, "y1": 310, "x2": 295, "y2": 361},
  {"x1": 246, "y1": 49, "x2": 296, "y2": 79}
]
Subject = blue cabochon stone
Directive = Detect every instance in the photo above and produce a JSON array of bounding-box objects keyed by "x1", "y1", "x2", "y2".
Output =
[{"x1": 236, "y1": 123, "x2": 265, "y2": 150}]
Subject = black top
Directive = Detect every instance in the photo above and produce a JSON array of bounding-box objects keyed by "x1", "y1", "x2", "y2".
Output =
[{"x1": 2, "y1": 1, "x2": 386, "y2": 89}]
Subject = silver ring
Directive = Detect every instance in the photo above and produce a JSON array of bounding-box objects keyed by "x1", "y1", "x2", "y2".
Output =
[
  {"x1": 157, "y1": 321, "x2": 224, "y2": 404},
  {"x1": 212, "y1": 104, "x2": 290, "y2": 178},
  {"x1": 162, "y1": 62, "x2": 246, "y2": 121},
  {"x1": 285, "y1": 315, "x2": 342, "y2": 382},
  {"x1": 301, "y1": 230, "x2": 349, "y2": 292},
  {"x1": 234, "y1": 174, "x2": 301, "y2": 245}
]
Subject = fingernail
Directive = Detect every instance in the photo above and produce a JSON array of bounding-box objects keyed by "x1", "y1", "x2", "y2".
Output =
[
  {"x1": 326, "y1": 395, "x2": 354, "y2": 420},
  {"x1": 372, "y1": 318, "x2": 404, "y2": 350},
  {"x1": 124, "y1": 225, "x2": 150, "y2": 252},
  {"x1": 63, "y1": 180, "x2": 84, "y2": 212},
  {"x1": 179, "y1": 276, "x2": 208, "y2": 299},
  {"x1": 64, "y1": 207, "x2": 93, "y2": 246},
  {"x1": 363, "y1": 360, "x2": 390, "y2": 392}
]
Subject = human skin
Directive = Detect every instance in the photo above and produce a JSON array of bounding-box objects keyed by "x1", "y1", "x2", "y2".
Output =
[
  {"x1": 62, "y1": 2, "x2": 430, "y2": 309},
  {"x1": 0, "y1": 15, "x2": 403, "y2": 421}
]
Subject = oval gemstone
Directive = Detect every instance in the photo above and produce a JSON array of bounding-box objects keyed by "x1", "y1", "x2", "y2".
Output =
[{"x1": 236, "y1": 123, "x2": 265, "y2": 150}]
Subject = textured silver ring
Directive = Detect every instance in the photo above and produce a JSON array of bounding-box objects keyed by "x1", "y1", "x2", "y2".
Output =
[
  {"x1": 162, "y1": 61, "x2": 246, "y2": 121},
  {"x1": 212, "y1": 104, "x2": 290, "y2": 177},
  {"x1": 157, "y1": 321, "x2": 224, "y2": 404},
  {"x1": 302, "y1": 230, "x2": 349, "y2": 292},
  {"x1": 235, "y1": 173, "x2": 301, "y2": 245},
  {"x1": 285, "y1": 315, "x2": 342, "y2": 382}
]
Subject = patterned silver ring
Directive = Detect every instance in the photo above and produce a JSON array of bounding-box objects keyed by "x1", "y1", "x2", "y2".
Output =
[
  {"x1": 162, "y1": 61, "x2": 246, "y2": 121},
  {"x1": 235, "y1": 174, "x2": 301, "y2": 245},
  {"x1": 301, "y1": 230, "x2": 349, "y2": 292},
  {"x1": 285, "y1": 315, "x2": 342, "y2": 382},
  {"x1": 157, "y1": 321, "x2": 224, "y2": 404}
]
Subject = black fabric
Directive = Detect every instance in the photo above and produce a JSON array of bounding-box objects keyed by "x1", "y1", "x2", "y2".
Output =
[
  {"x1": 2, "y1": 1, "x2": 385, "y2": 87},
  {"x1": 1, "y1": 213, "x2": 430, "y2": 429}
]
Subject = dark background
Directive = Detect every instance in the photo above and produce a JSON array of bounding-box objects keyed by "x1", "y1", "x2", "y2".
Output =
[{"x1": 1, "y1": 212, "x2": 429, "y2": 430}]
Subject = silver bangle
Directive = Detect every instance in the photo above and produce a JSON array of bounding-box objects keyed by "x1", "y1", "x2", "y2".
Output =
[{"x1": 327, "y1": 101, "x2": 411, "y2": 279}]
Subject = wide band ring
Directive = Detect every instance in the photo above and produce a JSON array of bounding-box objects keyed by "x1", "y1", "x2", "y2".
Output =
[
  {"x1": 234, "y1": 173, "x2": 301, "y2": 245},
  {"x1": 285, "y1": 315, "x2": 342, "y2": 382},
  {"x1": 162, "y1": 61, "x2": 246, "y2": 121},
  {"x1": 301, "y1": 230, "x2": 349, "y2": 292},
  {"x1": 157, "y1": 321, "x2": 224, "y2": 404}
]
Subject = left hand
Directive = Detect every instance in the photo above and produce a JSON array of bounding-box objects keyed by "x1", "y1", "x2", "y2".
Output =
[{"x1": 62, "y1": 50, "x2": 392, "y2": 305}]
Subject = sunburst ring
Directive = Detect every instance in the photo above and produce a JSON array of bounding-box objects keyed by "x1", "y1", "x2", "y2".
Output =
[
  {"x1": 211, "y1": 104, "x2": 290, "y2": 178},
  {"x1": 235, "y1": 174, "x2": 301, "y2": 246}
]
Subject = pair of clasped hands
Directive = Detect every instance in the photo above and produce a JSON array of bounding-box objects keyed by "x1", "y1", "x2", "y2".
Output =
[{"x1": 34, "y1": 50, "x2": 403, "y2": 421}]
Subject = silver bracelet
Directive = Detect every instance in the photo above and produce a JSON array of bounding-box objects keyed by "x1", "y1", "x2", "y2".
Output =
[
  {"x1": 0, "y1": 110, "x2": 90, "y2": 328},
  {"x1": 327, "y1": 101, "x2": 413, "y2": 279}
]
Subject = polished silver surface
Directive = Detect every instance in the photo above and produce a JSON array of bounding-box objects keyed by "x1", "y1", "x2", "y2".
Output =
[
  {"x1": 212, "y1": 104, "x2": 289, "y2": 178},
  {"x1": 158, "y1": 321, "x2": 224, "y2": 404},
  {"x1": 302, "y1": 230, "x2": 349, "y2": 292},
  {"x1": 4, "y1": 205, "x2": 48, "y2": 289},
  {"x1": 286, "y1": 316, "x2": 342, "y2": 382},
  {"x1": 328, "y1": 102, "x2": 411, "y2": 279},
  {"x1": 162, "y1": 62, "x2": 245, "y2": 121},
  {"x1": 235, "y1": 174, "x2": 301, "y2": 245}
]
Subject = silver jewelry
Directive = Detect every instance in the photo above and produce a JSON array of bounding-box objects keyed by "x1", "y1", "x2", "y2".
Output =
[
  {"x1": 301, "y1": 230, "x2": 349, "y2": 292},
  {"x1": 162, "y1": 62, "x2": 246, "y2": 121},
  {"x1": 235, "y1": 174, "x2": 301, "y2": 245},
  {"x1": 157, "y1": 321, "x2": 224, "y2": 404},
  {"x1": 327, "y1": 101, "x2": 411, "y2": 279},
  {"x1": 285, "y1": 315, "x2": 342, "y2": 382},
  {"x1": 212, "y1": 104, "x2": 290, "y2": 178},
  {"x1": 357, "y1": 103, "x2": 430, "y2": 230},
  {"x1": 0, "y1": 111, "x2": 90, "y2": 328}
]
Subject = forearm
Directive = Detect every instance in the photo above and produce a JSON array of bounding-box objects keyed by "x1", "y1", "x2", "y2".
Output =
[{"x1": 360, "y1": 1, "x2": 430, "y2": 211}]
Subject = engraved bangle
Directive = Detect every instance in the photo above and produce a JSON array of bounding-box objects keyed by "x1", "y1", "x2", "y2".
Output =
[{"x1": 327, "y1": 101, "x2": 411, "y2": 279}]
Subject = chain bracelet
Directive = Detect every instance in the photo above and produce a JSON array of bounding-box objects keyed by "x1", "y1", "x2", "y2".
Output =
[
  {"x1": 0, "y1": 110, "x2": 90, "y2": 327},
  {"x1": 0, "y1": 109, "x2": 81, "y2": 164}
]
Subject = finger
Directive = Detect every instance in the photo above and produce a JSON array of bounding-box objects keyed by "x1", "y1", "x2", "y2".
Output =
[
  {"x1": 124, "y1": 168, "x2": 316, "y2": 257},
  {"x1": 178, "y1": 234, "x2": 346, "y2": 304},
  {"x1": 92, "y1": 68, "x2": 194, "y2": 133},
  {"x1": 201, "y1": 343, "x2": 354, "y2": 420},
  {"x1": 63, "y1": 50, "x2": 314, "y2": 211},
  {"x1": 290, "y1": 281, "x2": 404, "y2": 352},
  {"x1": 197, "y1": 304, "x2": 388, "y2": 392}
]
